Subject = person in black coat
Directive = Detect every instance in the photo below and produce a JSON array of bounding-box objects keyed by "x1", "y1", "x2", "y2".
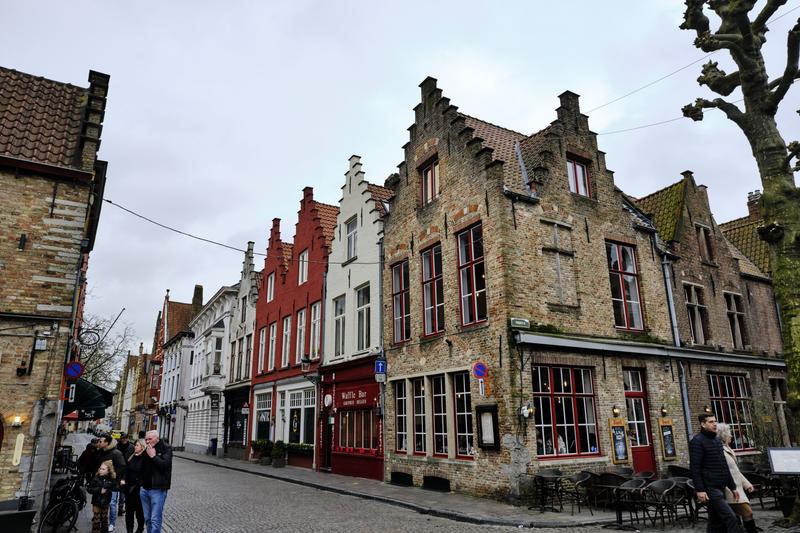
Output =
[
  {"x1": 122, "y1": 439, "x2": 146, "y2": 533},
  {"x1": 140, "y1": 430, "x2": 172, "y2": 533},
  {"x1": 87, "y1": 460, "x2": 116, "y2": 533},
  {"x1": 689, "y1": 413, "x2": 742, "y2": 533},
  {"x1": 77, "y1": 439, "x2": 99, "y2": 481}
]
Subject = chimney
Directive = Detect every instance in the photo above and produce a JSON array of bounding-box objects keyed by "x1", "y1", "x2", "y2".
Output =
[
  {"x1": 747, "y1": 190, "x2": 762, "y2": 220},
  {"x1": 139, "y1": 342, "x2": 144, "y2": 356},
  {"x1": 192, "y1": 284, "x2": 203, "y2": 317},
  {"x1": 556, "y1": 90, "x2": 582, "y2": 128}
]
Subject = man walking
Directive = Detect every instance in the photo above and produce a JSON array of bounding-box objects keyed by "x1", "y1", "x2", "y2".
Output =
[
  {"x1": 689, "y1": 413, "x2": 742, "y2": 533},
  {"x1": 141, "y1": 430, "x2": 172, "y2": 533},
  {"x1": 116, "y1": 434, "x2": 133, "y2": 516},
  {"x1": 96, "y1": 433, "x2": 126, "y2": 531}
]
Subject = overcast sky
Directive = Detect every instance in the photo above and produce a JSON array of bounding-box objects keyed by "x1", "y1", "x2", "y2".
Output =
[{"x1": 3, "y1": 1, "x2": 798, "y2": 349}]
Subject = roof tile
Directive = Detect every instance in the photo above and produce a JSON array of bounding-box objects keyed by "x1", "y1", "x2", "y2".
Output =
[
  {"x1": 720, "y1": 216, "x2": 771, "y2": 275},
  {"x1": 633, "y1": 180, "x2": 686, "y2": 242}
]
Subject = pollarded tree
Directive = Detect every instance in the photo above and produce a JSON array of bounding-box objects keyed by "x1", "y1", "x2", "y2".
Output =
[{"x1": 680, "y1": 1, "x2": 800, "y2": 402}]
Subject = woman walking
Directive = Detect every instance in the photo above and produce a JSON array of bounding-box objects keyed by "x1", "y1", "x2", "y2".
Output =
[
  {"x1": 86, "y1": 460, "x2": 116, "y2": 533},
  {"x1": 717, "y1": 423, "x2": 758, "y2": 533},
  {"x1": 123, "y1": 438, "x2": 146, "y2": 533}
]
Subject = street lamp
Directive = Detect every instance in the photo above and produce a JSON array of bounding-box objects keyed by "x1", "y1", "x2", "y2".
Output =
[{"x1": 300, "y1": 354, "x2": 321, "y2": 385}]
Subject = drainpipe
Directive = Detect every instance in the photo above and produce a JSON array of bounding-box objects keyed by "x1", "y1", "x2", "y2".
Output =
[
  {"x1": 662, "y1": 254, "x2": 693, "y2": 438},
  {"x1": 377, "y1": 238, "x2": 385, "y2": 416}
]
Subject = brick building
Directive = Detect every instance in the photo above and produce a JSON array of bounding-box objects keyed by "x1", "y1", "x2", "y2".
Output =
[
  {"x1": 317, "y1": 156, "x2": 393, "y2": 480},
  {"x1": 0, "y1": 67, "x2": 109, "y2": 508},
  {"x1": 380, "y1": 77, "x2": 786, "y2": 501},
  {"x1": 249, "y1": 187, "x2": 338, "y2": 468}
]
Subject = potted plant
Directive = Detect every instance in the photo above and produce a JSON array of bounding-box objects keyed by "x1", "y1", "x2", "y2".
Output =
[
  {"x1": 272, "y1": 440, "x2": 286, "y2": 468},
  {"x1": 259, "y1": 440, "x2": 273, "y2": 465},
  {"x1": 250, "y1": 440, "x2": 261, "y2": 461}
]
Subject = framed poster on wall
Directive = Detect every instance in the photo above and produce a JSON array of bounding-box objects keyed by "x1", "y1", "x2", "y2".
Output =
[
  {"x1": 658, "y1": 418, "x2": 677, "y2": 460},
  {"x1": 609, "y1": 417, "x2": 630, "y2": 464}
]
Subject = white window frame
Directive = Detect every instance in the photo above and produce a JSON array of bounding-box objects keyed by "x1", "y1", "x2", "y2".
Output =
[
  {"x1": 310, "y1": 301, "x2": 321, "y2": 359},
  {"x1": 333, "y1": 295, "x2": 346, "y2": 357},
  {"x1": 346, "y1": 216, "x2": 358, "y2": 260},
  {"x1": 281, "y1": 316, "x2": 292, "y2": 367},
  {"x1": 295, "y1": 308, "x2": 306, "y2": 364},
  {"x1": 268, "y1": 322, "x2": 277, "y2": 370},
  {"x1": 298, "y1": 250, "x2": 309, "y2": 284},
  {"x1": 266, "y1": 272, "x2": 275, "y2": 302},
  {"x1": 356, "y1": 284, "x2": 370, "y2": 352}
]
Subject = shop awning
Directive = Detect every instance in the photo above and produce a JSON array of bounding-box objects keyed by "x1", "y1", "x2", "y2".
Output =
[{"x1": 62, "y1": 378, "x2": 114, "y2": 420}]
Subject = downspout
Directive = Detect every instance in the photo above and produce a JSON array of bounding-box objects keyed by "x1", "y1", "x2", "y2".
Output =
[
  {"x1": 377, "y1": 237, "x2": 385, "y2": 417},
  {"x1": 662, "y1": 253, "x2": 693, "y2": 439}
]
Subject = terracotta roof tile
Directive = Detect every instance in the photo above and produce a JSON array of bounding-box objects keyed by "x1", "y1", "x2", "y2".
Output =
[
  {"x1": 633, "y1": 180, "x2": 686, "y2": 242},
  {"x1": 367, "y1": 182, "x2": 394, "y2": 216},
  {"x1": 720, "y1": 216, "x2": 771, "y2": 275},
  {"x1": 313, "y1": 201, "x2": 340, "y2": 245},
  {"x1": 0, "y1": 67, "x2": 88, "y2": 169},
  {"x1": 461, "y1": 114, "x2": 525, "y2": 190},
  {"x1": 723, "y1": 236, "x2": 769, "y2": 279},
  {"x1": 166, "y1": 301, "x2": 193, "y2": 341},
  {"x1": 281, "y1": 243, "x2": 294, "y2": 270}
]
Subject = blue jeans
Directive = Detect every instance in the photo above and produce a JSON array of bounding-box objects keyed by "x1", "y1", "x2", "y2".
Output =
[
  {"x1": 109, "y1": 489, "x2": 125, "y2": 527},
  {"x1": 140, "y1": 488, "x2": 168, "y2": 533}
]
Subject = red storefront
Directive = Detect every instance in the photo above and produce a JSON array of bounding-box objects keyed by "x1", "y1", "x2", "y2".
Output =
[{"x1": 318, "y1": 355, "x2": 383, "y2": 480}]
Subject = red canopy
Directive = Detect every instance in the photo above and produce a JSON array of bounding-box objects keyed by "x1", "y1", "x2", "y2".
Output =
[{"x1": 62, "y1": 410, "x2": 79, "y2": 420}]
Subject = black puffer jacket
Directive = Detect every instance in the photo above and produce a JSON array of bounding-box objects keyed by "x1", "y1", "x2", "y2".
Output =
[
  {"x1": 96, "y1": 439, "x2": 126, "y2": 484},
  {"x1": 142, "y1": 440, "x2": 172, "y2": 490},
  {"x1": 689, "y1": 429, "x2": 736, "y2": 492},
  {"x1": 86, "y1": 475, "x2": 115, "y2": 507}
]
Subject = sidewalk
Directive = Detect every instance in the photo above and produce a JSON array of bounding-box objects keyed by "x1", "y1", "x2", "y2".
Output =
[{"x1": 174, "y1": 451, "x2": 617, "y2": 528}]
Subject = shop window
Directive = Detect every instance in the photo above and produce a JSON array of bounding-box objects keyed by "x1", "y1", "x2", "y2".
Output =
[
  {"x1": 725, "y1": 293, "x2": 748, "y2": 349},
  {"x1": 392, "y1": 261, "x2": 411, "y2": 343},
  {"x1": 532, "y1": 366, "x2": 599, "y2": 457},
  {"x1": 412, "y1": 378, "x2": 426, "y2": 454},
  {"x1": 457, "y1": 223, "x2": 487, "y2": 325},
  {"x1": 685, "y1": 284, "x2": 710, "y2": 345},
  {"x1": 287, "y1": 389, "x2": 315, "y2": 445},
  {"x1": 395, "y1": 381, "x2": 407, "y2": 452},
  {"x1": 567, "y1": 158, "x2": 590, "y2": 197},
  {"x1": 255, "y1": 392, "x2": 272, "y2": 441},
  {"x1": 303, "y1": 389, "x2": 315, "y2": 445},
  {"x1": 708, "y1": 373, "x2": 755, "y2": 451},
  {"x1": 338, "y1": 409, "x2": 378, "y2": 451},
  {"x1": 454, "y1": 372, "x2": 474, "y2": 457},
  {"x1": 422, "y1": 244, "x2": 445, "y2": 335},
  {"x1": 606, "y1": 242, "x2": 644, "y2": 330},
  {"x1": 432, "y1": 375, "x2": 448, "y2": 455}
]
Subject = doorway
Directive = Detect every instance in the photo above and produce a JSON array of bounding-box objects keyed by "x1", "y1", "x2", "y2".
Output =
[{"x1": 623, "y1": 368, "x2": 657, "y2": 475}]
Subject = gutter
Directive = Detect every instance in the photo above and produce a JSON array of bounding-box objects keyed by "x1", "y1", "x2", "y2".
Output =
[{"x1": 512, "y1": 331, "x2": 786, "y2": 369}]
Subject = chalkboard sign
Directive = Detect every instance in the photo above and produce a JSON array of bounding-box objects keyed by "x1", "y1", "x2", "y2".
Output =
[
  {"x1": 659, "y1": 418, "x2": 677, "y2": 460},
  {"x1": 609, "y1": 418, "x2": 630, "y2": 464}
]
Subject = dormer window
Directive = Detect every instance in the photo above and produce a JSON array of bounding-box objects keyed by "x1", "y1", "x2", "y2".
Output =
[
  {"x1": 566, "y1": 158, "x2": 590, "y2": 197},
  {"x1": 421, "y1": 160, "x2": 440, "y2": 205}
]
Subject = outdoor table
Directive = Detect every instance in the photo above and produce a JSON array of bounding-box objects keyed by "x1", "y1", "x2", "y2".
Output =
[
  {"x1": 594, "y1": 484, "x2": 640, "y2": 531},
  {"x1": 530, "y1": 472, "x2": 563, "y2": 513}
]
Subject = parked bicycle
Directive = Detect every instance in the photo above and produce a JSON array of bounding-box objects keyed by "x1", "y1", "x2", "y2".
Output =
[{"x1": 38, "y1": 468, "x2": 86, "y2": 533}]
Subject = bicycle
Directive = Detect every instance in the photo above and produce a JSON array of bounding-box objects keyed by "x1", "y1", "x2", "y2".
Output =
[{"x1": 38, "y1": 468, "x2": 86, "y2": 533}]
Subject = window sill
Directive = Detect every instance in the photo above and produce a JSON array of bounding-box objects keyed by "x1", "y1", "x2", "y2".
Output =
[
  {"x1": 391, "y1": 453, "x2": 478, "y2": 466},
  {"x1": 419, "y1": 332, "x2": 445, "y2": 344},
  {"x1": 456, "y1": 321, "x2": 490, "y2": 334},
  {"x1": 535, "y1": 454, "x2": 607, "y2": 466},
  {"x1": 701, "y1": 260, "x2": 719, "y2": 268},
  {"x1": 341, "y1": 256, "x2": 357, "y2": 267},
  {"x1": 570, "y1": 193, "x2": 598, "y2": 206}
]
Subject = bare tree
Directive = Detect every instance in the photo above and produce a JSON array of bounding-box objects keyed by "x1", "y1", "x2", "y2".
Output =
[
  {"x1": 78, "y1": 313, "x2": 135, "y2": 389},
  {"x1": 680, "y1": 1, "x2": 800, "y2": 402}
]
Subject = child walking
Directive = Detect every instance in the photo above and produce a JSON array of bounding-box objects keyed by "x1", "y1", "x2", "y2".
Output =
[{"x1": 87, "y1": 459, "x2": 116, "y2": 533}]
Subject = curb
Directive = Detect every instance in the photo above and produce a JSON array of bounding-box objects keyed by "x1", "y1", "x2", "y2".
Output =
[{"x1": 174, "y1": 454, "x2": 617, "y2": 529}]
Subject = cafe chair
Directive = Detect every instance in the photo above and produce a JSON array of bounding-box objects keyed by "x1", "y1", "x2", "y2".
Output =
[
  {"x1": 633, "y1": 471, "x2": 655, "y2": 481},
  {"x1": 641, "y1": 479, "x2": 676, "y2": 529},
  {"x1": 666, "y1": 477, "x2": 693, "y2": 522},
  {"x1": 667, "y1": 464, "x2": 691, "y2": 478},
  {"x1": 685, "y1": 480, "x2": 707, "y2": 523},
  {"x1": 559, "y1": 472, "x2": 594, "y2": 516},
  {"x1": 616, "y1": 478, "x2": 647, "y2": 525},
  {"x1": 608, "y1": 466, "x2": 634, "y2": 477},
  {"x1": 595, "y1": 472, "x2": 628, "y2": 508}
]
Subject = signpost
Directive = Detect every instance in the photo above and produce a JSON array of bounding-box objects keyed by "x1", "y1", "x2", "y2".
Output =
[{"x1": 374, "y1": 357, "x2": 387, "y2": 383}]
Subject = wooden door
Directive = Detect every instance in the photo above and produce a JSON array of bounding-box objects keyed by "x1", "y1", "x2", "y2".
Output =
[{"x1": 623, "y1": 369, "x2": 657, "y2": 475}]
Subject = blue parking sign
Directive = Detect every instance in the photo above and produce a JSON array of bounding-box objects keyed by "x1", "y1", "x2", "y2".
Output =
[{"x1": 374, "y1": 358, "x2": 387, "y2": 375}]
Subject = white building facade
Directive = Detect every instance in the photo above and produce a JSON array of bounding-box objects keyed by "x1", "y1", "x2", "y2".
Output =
[{"x1": 184, "y1": 284, "x2": 237, "y2": 456}]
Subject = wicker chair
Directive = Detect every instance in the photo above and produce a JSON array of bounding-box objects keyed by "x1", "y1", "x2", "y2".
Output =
[
  {"x1": 641, "y1": 479, "x2": 676, "y2": 529},
  {"x1": 559, "y1": 472, "x2": 594, "y2": 516}
]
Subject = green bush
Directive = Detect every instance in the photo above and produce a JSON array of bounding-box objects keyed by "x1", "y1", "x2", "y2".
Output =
[
  {"x1": 271, "y1": 440, "x2": 286, "y2": 459},
  {"x1": 286, "y1": 442, "x2": 314, "y2": 456}
]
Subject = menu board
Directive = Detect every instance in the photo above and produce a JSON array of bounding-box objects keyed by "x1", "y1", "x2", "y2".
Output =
[
  {"x1": 769, "y1": 448, "x2": 800, "y2": 474},
  {"x1": 609, "y1": 418, "x2": 630, "y2": 464},
  {"x1": 659, "y1": 418, "x2": 677, "y2": 460}
]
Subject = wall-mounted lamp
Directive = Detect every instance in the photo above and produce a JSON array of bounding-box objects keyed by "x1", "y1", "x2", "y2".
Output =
[
  {"x1": 612, "y1": 405, "x2": 621, "y2": 417},
  {"x1": 703, "y1": 405, "x2": 713, "y2": 414},
  {"x1": 11, "y1": 416, "x2": 22, "y2": 427},
  {"x1": 660, "y1": 406, "x2": 668, "y2": 417},
  {"x1": 519, "y1": 403, "x2": 534, "y2": 419},
  {"x1": 300, "y1": 355, "x2": 321, "y2": 385}
]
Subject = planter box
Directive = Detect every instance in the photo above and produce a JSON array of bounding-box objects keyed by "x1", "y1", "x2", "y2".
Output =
[{"x1": 288, "y1": 451, "x2": 313, "y2": 468}]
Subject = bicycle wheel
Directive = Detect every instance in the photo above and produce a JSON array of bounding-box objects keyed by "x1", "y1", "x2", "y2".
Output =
[{"x1": 38, "y1": 500, "x2": 79, "y2": 533}]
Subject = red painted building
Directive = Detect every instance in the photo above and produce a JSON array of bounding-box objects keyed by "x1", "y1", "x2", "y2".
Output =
[{"x1": 249, "y1": 187, "x2": 338, "y2": 468}]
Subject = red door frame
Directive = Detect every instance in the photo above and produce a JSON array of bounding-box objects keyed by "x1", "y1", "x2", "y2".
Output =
[{"x1": 623, "y1": 368, "x2": 657, "y2": 475}]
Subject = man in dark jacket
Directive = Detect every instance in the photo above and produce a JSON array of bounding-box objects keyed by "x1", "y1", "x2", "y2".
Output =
[
  {"x1": 115, "y1": 434, "x2": 133, "y2": 517},
  {"x1": 689, "y1": 413, "x2": 742, "y2": 533},
  {"x1": 97, "y1": 434, "x2": 126, "y2": 531},
  {"x1": 141, "y1": 430, "x2": 172, "y2": 533}
]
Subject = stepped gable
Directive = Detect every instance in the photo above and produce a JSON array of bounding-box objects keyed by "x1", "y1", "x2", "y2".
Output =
[
  {"x1": 367, "y1": 182, "x2": 394, "y2": 216},
  {"x1": 312, "y1": 201, "x2": 339, "y2": 245},
  {"x1": 633, "y1": 179, "x2": 686, "y2": 243},
  {"x1": 166, "y1": 301, "x2": 194, "y2": 341},
  {"x1": 720, "y1": 216, "x2": 771, "y2": 275},
  {"x1": 460, "y1": 114, "x2": 525, "y2": 188},
  {"x1": 0, "y1": 66, "x2": 108, "y2": 170}
]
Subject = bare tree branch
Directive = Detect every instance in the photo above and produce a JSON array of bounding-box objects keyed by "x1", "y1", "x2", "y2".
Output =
[
  {"x1": 787, "y1": 141, "x2": 800, "y2": 172},
  {"x1": 79, "y1": 313, "x2": 136, "y2": 389},
  {"x1": 698, "y1": 60, "x2": 742, "y2": 95},
  {"x1": 753, "y1": 0, "x2": 788, "y2": 32},
  {"x1": 769, "y1": 18, "x2": 800, "y2": 109},
  {"x1": 682, "y1": 97, "x2": 746, "y2": 127},
  {"x1": 681, "y1": 0, "x2": 711, "y2": 36}
]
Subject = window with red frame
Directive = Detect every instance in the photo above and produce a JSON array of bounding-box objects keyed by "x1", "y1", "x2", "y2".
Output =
[
  {"x1": 432, "y1": 375, "x2": 448, "y2": 455},
  {"x1": 412, "y1": 378, "x2": 426, "y2": 454},
  {"x1": 392, "y1": 261, "x2": 411, "y2": 343},
  {"x1": 395, "y1": 381, "x2": 407, "y2": 452},
  {"x1": 421, "y1": 160, "x2": 439, "y2": 205},
  {"x1": 532, "y1": 366, "x2": 599, "y2": 457},
  {"x1": 708, "y1": 373, "x2": 755, "y2": 450},
  {"x1": 421, "y1": 244, "x2": 444, "y2": 335},
  {"x1": 606, "y1": 242, "x2": 644, "y2": 330},
  {"x1": 453, "y1": 372, "x2": 473, "y2": 457},
  {"x1": 457, "y1": 224, "x2": 487, "y2": 325},
  {"x1": 566, "y1": 158, "x2": 590, "y2": 197}
]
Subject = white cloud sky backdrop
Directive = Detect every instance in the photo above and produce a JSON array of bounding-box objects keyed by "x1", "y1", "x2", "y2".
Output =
[{"x1": 3, "y1": 1, "x2": 798, "y2": 348}]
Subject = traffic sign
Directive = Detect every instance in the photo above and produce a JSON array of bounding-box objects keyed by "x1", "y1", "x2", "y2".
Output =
[
  {"x1": 472, "y1": 361, "x2": 488, "y2": 379},
  {"x1": 65, "y1": 361, "x2": 84, "y2": 380},
  {"x1": 374, "y1": 357, "x2": 387, "y2": 375}
]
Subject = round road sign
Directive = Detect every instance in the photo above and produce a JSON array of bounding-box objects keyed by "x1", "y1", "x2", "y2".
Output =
[
  {"x1": 65, "y1": 361, "x2": 84, "y2": 380},
  {"x1": 472, "y1": 361, "x2": 488, "y2": 379}
]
